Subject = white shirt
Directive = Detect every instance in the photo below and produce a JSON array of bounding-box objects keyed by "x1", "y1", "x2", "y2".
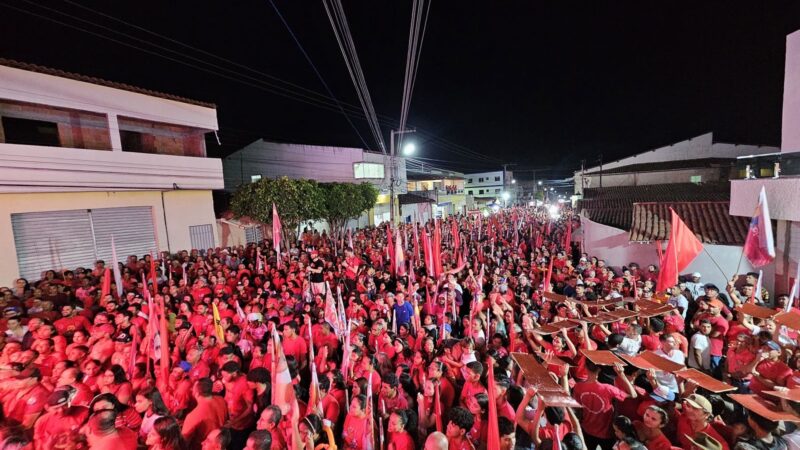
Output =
[
  {"x1": 618, "y1": 336, "x2": 642, "y2": 356},
  {"x1": 688, "y1": 333, "x2": 711, "y2": 370},
  {"x1": 654, "y1": 348, "x2": 684, "y2": 392},
  {"x1": 685, "y1": 282, "x2": 705, "y2": 299},
  {"x1": 668, "y1": 294, "x2": 689, "y2": 319}
]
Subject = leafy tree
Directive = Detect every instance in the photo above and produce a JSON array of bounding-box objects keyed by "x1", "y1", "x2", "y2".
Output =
[
  {"x1": 319, "y1": 182, "x2": 378, "y2": 240},
  {"x1": 230, "y1": 177, "x2": 324, "y2": 242}
]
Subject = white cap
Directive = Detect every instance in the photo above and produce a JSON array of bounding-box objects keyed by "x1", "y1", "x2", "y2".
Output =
[
  {"x1": 692, "y1": 272, "x2": 702, "y2": 278},
  {"x1": 247, "y1": 312, "x2": 263, "y2": 322}
]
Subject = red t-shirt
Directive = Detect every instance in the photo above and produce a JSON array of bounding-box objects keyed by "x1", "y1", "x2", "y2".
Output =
[
  {"x1": 707, "y1": 315, "x2": 729, "y2": 356},
  {"x1": 342, "y1": 414, "x2": 370, "y2": 449},
  {"x1": 224, "y1": 375, "x2": 255, "y2": 430},
  {"x1": 750, "y1": 359, "x2": 793, "y2": 396},
  {"x1": 572, "y1": 380, "x2": 628, "y2": 439},
  {"x1": 675, "y1": 413, "x2": 730, "y2": 450},
  {"x1": 388, "y1": 431, "x2": 416, "y2": 450},
  {"x1": 182, "y1": 397, "x2": 228, "y2": 448},
  {"x1": 282, "y1": 335, "x2": 308, "y2": 365}
]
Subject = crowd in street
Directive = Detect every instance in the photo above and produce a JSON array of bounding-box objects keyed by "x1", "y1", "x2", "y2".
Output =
[{"x1": 0, "y1": 206, "x2": 798, "y2": 450}]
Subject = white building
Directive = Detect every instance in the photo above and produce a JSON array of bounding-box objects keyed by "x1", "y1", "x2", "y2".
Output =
[
  {"x1": 464, "y1": 170, "x2": 513, "y2": 205},
  {"x1": 573, "y1": 133, "x2": 778, "y2": 196},
  {"x1": 223, "y1": 140, "x2": 406, "y2": 226},
  {"x1": 730, "y1": 29, "x2": 800, "y2": 295},
  {"x1": 0, "y1": 59, "x2": 223, "y2": 284}
]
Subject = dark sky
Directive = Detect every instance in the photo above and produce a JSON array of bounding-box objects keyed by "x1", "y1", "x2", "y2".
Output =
[{"x1": 2, "y1": 1, "x2": 800, "y2": 178}]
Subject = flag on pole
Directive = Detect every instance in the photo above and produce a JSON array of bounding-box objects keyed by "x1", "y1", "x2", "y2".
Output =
[
  {"x1": 786, "y1": 263, "x2": 800, "y2": 312},
  {"x1": 111, "y1": 235, "x2": 123, "y2": 297},
  {"x1": 656, "y1": 209, "x2": 704, "y2": 292},
  {"x1": 157, "y1": 294, "x2": 170, "y2": 387},
  {"x1": 273, "y1": 203, "x2": 283, "y2": 269},
  {"x1": 212, "y1": 303, "x2": 225, "y2": 342},
  {"x1": 364, "y1": 372, "x2": 376, "y2": 450},
  {"x1": 342, "y1": 319, "x2": 353, "y2": 383},
  {"x1": 486, "y1": 358, "x2": 501, "y2": 450},
  {"x1": 543, "y1": 257, "x2": 554, "y2": 293},
  {"x1": 101, "y1": 268, "x2": 111, "y2": 300},
  {"x1": 743, "y1": 186, "x2": 776, "y2": 267},
  {"x1": 348, "y1": 228, "x2": 354, "y2": 251},
  {"x1": 270, "y1": 327, "x2": 297, "y2": 414},
  {"x1": 434, "y1": 383, "x2": 443, "y2": 432},
  {"x1": 324, "y1": 282, "x2": 341, "y2": 336},
  {"x1": 751, "y1": 270, "x2": 763, "y2": 304},
  {"x1": 387, "y1": 225, "x2": 396, "y2": 276},
  {"x1": 395, "y1": 227, "x2": 406, "y2": 277}
]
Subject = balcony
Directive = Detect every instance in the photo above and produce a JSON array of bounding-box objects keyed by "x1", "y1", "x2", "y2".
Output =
[{"x1": 730, "y1": 151, "x2": 800, "y2": 221}]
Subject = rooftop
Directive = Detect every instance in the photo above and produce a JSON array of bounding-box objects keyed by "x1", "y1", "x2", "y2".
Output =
[
  {"x1": 585, "y1": 158, "x2": 736, "y2": 175},
  {"x1": 0, "y1": 58, "x2": 216, "y2": 109},
  {"x1": 629, "y1": 201, "x2": 748, "y2": 245}
]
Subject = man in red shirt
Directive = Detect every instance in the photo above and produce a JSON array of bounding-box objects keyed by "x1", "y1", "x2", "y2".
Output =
[
  {"x1": 281, "y1": 321, "x2": 308, "y2": 371},
  {"x1": 675, "y1": 393, "x2": 730, "y2": 450},
  {"x1": 256, "y1": 405, "x2": 286, "y2": 450},
  {"x1": 342, "y1": 247, "x2": 363, "y2": 293},
  {"x1": 33, "y1": 387, "x2": 90, "y2": 450},
  {"x1": 221, "y1": 361, "x2": 255, "y2": 449},
  {"x1": 379, "y1": 373, "x2": 409, "y2": 418},
  {"x1": 572, "y1": 360, "x2": 637, "y2": 450},
  {"x1": 54, "y1": 304, "x2": 91, "y2": 338},
  {"x1": 82, "y1": 409, "x2": 137, "y2": 450},
  {"x1": 459, "y1": 361, "x2": 487, "y2": 407},
  {"x1": 1, "y1": 367, "x2": 50, "y2": 431},
  {"x1": 182, "y1": 378, "x2": 228, "y2": 449},
  {"x1": 445, "y1": 407, "x2": 476, "y2": 450},
  {"x1": 749, "y1": 340, "x2": 792, "y2": 397}
]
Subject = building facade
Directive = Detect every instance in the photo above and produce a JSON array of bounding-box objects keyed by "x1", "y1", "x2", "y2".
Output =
[
  {"x1": 464, "y1": 170, "x2": 513, "y2": 206},
  {"x1": 223, "y1": 140, "x2": 407, "y2": 227},
  {"x1": 0, "y1": 60, "x2": 223, "y2": 284}
]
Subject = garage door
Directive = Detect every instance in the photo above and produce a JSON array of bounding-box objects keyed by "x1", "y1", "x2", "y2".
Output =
[{"x1": 11, "y1": 207, "x2": 157, "y2": 281}]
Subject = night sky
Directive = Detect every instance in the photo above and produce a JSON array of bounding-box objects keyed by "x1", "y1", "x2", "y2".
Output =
[{"x1": 2, "y1": 1, "x2": 800, "y2": 178}]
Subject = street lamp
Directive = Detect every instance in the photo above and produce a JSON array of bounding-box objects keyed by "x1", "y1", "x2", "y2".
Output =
[
  {"x1": 538, "y1": 181, "x2": 543, "y2": 186},
  {"x1": 389, "y1": 129, "x2": 416, "y2": 223},
  {"x1": 511, "y1": 179, "x2": 516, "y2": 184}
]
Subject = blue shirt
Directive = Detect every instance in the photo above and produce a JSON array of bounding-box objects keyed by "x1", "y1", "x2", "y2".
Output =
[{"x1": 394, "y1": 301, "x2": 414, "y2": 326}]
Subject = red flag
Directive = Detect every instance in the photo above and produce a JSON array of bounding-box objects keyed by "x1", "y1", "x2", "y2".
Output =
[
  {"x1": 564, "y1": 220, "x2": 572, "y2": 255},
  {"x1": 434, "y1": 383, "x2": 443, "y2": 432},
  {"x1": 412, "y1": 224, "x2": 421, "y2": 264},
  {"x1": 271, "y1": 327, "x2": 297, "y2": 413},
  {"x1": 157, "y1": 295, "x2": 170, "y2": 387},
  {"x1": 273, "y1": 203, "x2": 283, "y2": 269},
  {"x1": 433, "y1": 220, "x2": 443, "y2": 278},
  {"x1": 451, "y1": 219, "x2": 460, "y2": 259},
  {"x1": 395, "y1": 227, "x2": 406, "y2": 277},
  {"x1": 387, "y1": 225, "x2": 396, "y2": 276},
  {"x1": 150, "y1": 253, "x2": 158, "y2": 298},
  {"x1": 743, "y1": 186, "x2": 776, "y2": 267},
  {"x1": 486, "y1": 358, "x2": 501, "y2": 450},
  {"x1": 101, "y1": 268, "x2": 111, "y2": 300},
  {"x1": 656, "y1": 209, "x2": 704, "y2": 292},
  {"x1": 543, "y1": 257, "x2": 554, "y2": 293},
  {"x1": 128, "y1": 327, "x2": 138, "y2": 379}
]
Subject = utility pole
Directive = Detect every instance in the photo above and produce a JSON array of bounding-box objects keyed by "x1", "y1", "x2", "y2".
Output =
[
  {"x1": 389, "y1": 129, "x2": 416, "y2": 224},
  {"x1": 598, "y1": 154, "x2": 603, "y2": 189}
]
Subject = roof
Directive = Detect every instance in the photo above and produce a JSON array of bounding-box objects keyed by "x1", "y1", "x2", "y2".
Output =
[
  {"x1": 629, "y1": 202, "x2": 749, "y2": 245},
  {"x1": 585, "y1": 158, "x2": 735, "y2": 175},
  {"x1": 0, "y1": 58, "x2": 216, "y2": 109},
  {"x1": 578, "y1": 182, "x2": 731, "y2": 230},
  {"x1": 398, "y1": 193, "x2": 436, "y2": 205}
]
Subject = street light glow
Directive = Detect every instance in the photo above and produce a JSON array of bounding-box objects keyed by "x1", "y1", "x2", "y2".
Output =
[
  {"x1": 538, "y1": 181, "x2": 543, "y2": 186},
  {"x1": 511, "y1": 179, "x2": 516, "y2": 184},
  {"x1": 402, "y1": 142, "x2": 416, "y2": 155},
  {"x1": 501, "y1": 192, "x2": 510, "y2": 201}
]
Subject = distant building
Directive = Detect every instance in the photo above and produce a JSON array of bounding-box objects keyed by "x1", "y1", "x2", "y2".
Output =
[
  {"x1": 573, "y1": 132, "x2": 778, "y2": 196},
  {"x1": 404, "y1": 164, "x2": 467, "y2": 221},
  {"x1": 0, "y1": 59, "x2": 223, "y2": 284},
  {"x1": 464, "y1": 170, "x2": 513, "y2": 206},
  {"x1": 730, "y1": 28, "x2": 800, "y2": 295},
  {"x1": 223, "y1": 140, "x2": 406, "y2": 227}
]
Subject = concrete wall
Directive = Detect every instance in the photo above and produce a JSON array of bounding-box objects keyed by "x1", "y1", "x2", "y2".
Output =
[
  {"x1": 0, "y1": 190, "x2": 217, "y2": 285},
  {"x1": 581, "y1": 167, "x2": 723, "y2": 189},
  {"x1": 784, "y1": 29, "x2": 800, "y2": 152},
  {"x1": 729, "y1": 178, "x2": 800, "y2": 222},
  {"x1": 580, "y1": 216, "x2": 771, "y2": 295},
  {"x1": 223, "y1": 140, "x2": 405, "y2": 196},
  {"x1": 464, "y1": 171, "x2": 507, "y2": 189}
]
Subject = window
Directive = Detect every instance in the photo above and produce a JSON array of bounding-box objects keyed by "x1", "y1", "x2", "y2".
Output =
[
  {"x1": 479, "y1": 177, "x2": 484, "y2": 182},
  {"x1": 251, "y1": 174, "x2": 262, "y2": 183},
  {"x1": 1, "y1": 117, "x2": 60, "y2": 147},
  {"x1": 120, "y1": 130, "x2": 144, "y2": 152},
  {"x1": 690, "y1": 175, "x2": 702, "y2": 183},
  {"x1": 495, "y1": 176, "x2": 501, "y2": 181},
  {"x1": 467, "y1": 178, "x2": 473, "y2": 184},
  {"x1": 495, "y1": 188, "x2": 500, "y2": 193},
  {"x1": 354, "y1": 162, "x2": 385, "y2": 179},
  {"x1": 467, "y1": 190, "x2": 473, "y2": 195},
  {"x1": 189, "y1": 224, "x2": 215, "y2": 251},
  {"x1": 479, "y1": 189, "x2": 484, "y2": 195}
]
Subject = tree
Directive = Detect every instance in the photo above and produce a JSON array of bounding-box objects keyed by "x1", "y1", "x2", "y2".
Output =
[
  {"x1": 319, "y1": 182, "x2": 378, "y2": 240},
  {"x1": 230, "y1": 177, "x2": 324, "y2": 243}
]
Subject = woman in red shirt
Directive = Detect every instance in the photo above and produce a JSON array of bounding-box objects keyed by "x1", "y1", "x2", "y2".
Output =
[
  {"x1": 634, "y1": 405, "x2": 672, "y2": 450},
  {"x1": 387, "y1": 410, "x2": 416, "y2": 450},
  {"x1": 342, "y1": 394, "x2": 371, "y2": 450}
]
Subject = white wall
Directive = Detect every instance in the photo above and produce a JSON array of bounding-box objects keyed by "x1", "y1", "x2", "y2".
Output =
[
  {"x1": 580, "y1": 216, "x2": 771, "y2": 294},
  {"x1": 783, "y1": 29, "x2": 800, "y2": 152},
  {"x1": 0, "y1": 143, "x2": 223, "y2": 192},
  {"x1": 581, "y1": 167, "x2": 722, "y2": 189},
  {"x1": 0, "y1": 64, "x2": 218, "y2": 134},
  {"x1": 464, "y1": 171, "x2": 507, "y2": 188},
  {"x1": 223, "y1": 140, "x2": 405, "y2": 194},
  {"x1": 729, "y1": 179, "x2": 800, "y2": 222}
]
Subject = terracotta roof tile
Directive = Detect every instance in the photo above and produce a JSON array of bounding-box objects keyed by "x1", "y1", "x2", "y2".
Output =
[
  {"x1": 629, "y1": 201, "x2": 748, "y2": 245},
  {"x1": 0, "y1": 58, "x2": 216, "y2": 109}
]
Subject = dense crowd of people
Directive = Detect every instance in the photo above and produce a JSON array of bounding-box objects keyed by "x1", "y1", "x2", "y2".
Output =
[{"x1": 0, "y1": 206, "x2": 797, "y2": 450}]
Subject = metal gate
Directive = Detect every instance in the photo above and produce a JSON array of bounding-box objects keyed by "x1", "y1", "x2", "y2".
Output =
[{"x1": 189, "y1": 224, "x2": 215, "y2": 252}]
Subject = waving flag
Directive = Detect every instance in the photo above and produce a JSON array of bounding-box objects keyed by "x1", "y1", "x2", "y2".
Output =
[
  {"x1": 657, "y1": 209, "x2": 704, "y2": 292},
  {"x1": 101, "y1": 268, "x2": 111, "y2": 300},
  {"x1": 324, "y1": 282, "x2": 341, "y2": 336},
  {"x1": 348, "y1": 228, "x2": 354, "y2": 251},
  {"x1": 273, "y1": 203, "x2": 283, "y2": 269},
  {"x1": 486, "y1": 358, "x2": 501, "y2": 450},
  {"x1": 387, "y1": 225, "x2": 396, "y2": 276},
  {"x1": 111, "y1": 235, "x2": 123, "y2": 297},
  {"x1": 212, "y1": 303, "x2": 225, "y2": 342},
  {"x1": 271, "y1": 326, "x2": 297, "y2": 413},
  {"x1": 786, "y1": 263, "x2": 800, "y2": 312},
  {"x1": 743, "y1": 186, "x2": 776, "y2": 267},
  {"x1": 395, "y1": 227, "x2": 406, "y2": 277}
]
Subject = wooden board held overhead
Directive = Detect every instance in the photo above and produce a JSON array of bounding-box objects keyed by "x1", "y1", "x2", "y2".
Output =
[
  {"x1": 533, "y1": 320, "x2": 580, "y2": 335},
  {"x1": 543, "y1": 292, "x2": 569, "y2": 303},
  {"x1": 581, "y1": 349, "x2": 626, "y2": 366},
  {"x1": 675, "y1": 369, "x2": 736, "y2": 393},
  {"x1": 735, "y1": 303, "x2": 778, "y2": 320},
  {"x1": 762, "y1": 389, "x2": 800, "y2": 402},
  {"x1": 728, "y1": 394, "x2": 800, "y2": 422},
  {"x1": 774, "y1": 312, "x2": 800, "y2": 331},
  {"x1": 619, "y1": 351, "x2": 685, "y2": 373},
  {"x1": 510, "y1": 352, "x2": 582, "y2": 409}
]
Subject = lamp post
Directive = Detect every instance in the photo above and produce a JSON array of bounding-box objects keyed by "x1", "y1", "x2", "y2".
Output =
[{"x1": 389, "y1": 129, "x2": 416, "y2": 224}]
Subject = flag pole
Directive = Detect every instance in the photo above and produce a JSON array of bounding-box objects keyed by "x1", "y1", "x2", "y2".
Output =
[{"x1": 701, "y1": 246, "x2": 730, "y2": 281}]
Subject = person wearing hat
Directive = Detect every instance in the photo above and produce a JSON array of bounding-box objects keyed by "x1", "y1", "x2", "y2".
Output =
[
  {"x1": 1, "y1": 367, "x2": 50, "y2": 430},
  {"x1": 32, "y1": 386, "x2": 90, "y2": 449},
  {"x1": 691, "y1": 296, "x2": 730, "y2": 378},
  {"x1": 686, "y1": 432, "x2": 724, "y2": 450},
  {"x1": 748, "y1": 340, "x2": 792, "y2": 398},
  {"x1": 675, "y1": 393, "x2": 730, "y2": 450},
  {"x1": 686, "y1": 272, "x2": 706, "y2": 299}
]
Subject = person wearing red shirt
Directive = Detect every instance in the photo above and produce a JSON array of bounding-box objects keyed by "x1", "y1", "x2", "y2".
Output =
[
  {"x1": 379, "y1": 374, "x2": 409, "y2": 418},
  {"x1": 361, "y1": 355, "x2": 383, "y2": 395},
  {"x1": 281, "y1": 321, "x2": 308, "y2": 371},
  {"x1": 674, "y1": 393, "x2": 730, "y2": 450},
  {"x1": 428, "y1": 361, "x2": 456, "y2": 421},
  {"x1": 445, "y1": 407, "x2": 476, "y2": 450},
  {"x1": 83, "y1": 409, "x2": 137, "y2": 450},
  {"x1": 749, "y1": 340, "x2": 793, "y2": 397},
  {"x1": 256, "y1": 405, "x2": 287, "y2": 450},
  {"x1": 1, "y1": 367, "x2": 50, "y2": 430},
  {"x1": 387, "y1": 410, "x2": 416, "y2": 450},
  {"x1": 221, "y1": 361, "x2": 255, "y2": 447},
  {"x1": 343, "y1": 248, "x2": 363, "y2": 293},
  {"x1": 572, "y1": 361, "x2": 637, "y2": 450},
  {"x1": 459, "y1": 361, "x2": 487, "y2": 407},
  {"x1": 342, "y1": 394, "x2": 372, "y2": 450},
  {"x1": 33, "y1": 387, "x2": 90, "y2": 450},
  {"x1": 56, "y1": 367, "x2": 94, "y2": 407},
  {"x1": 182, "y1": 378, "x2": 228, "y2": 450},
  {"x1": 54, "y1": 304, "x2": 92, "y2": 338}
]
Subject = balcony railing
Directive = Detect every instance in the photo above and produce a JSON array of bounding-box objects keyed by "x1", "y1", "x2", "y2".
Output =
[{"x1": 734, "y1": 151, "x2": 800, "y2": 179}]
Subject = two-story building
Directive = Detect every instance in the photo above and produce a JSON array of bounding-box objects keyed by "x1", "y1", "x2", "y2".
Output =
[
  {"x1": 464, "y1": 170, "x2": 513, "y2": 207},
  {"x1": 0, "y1": 59, "x2": 223, "y2": 284},
  {"x1": 403, "y1": 163, "x2": 468, "y2": 221},
  {"x1": 223, "y1": 140, "x2": 406, "y2": 227}
]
